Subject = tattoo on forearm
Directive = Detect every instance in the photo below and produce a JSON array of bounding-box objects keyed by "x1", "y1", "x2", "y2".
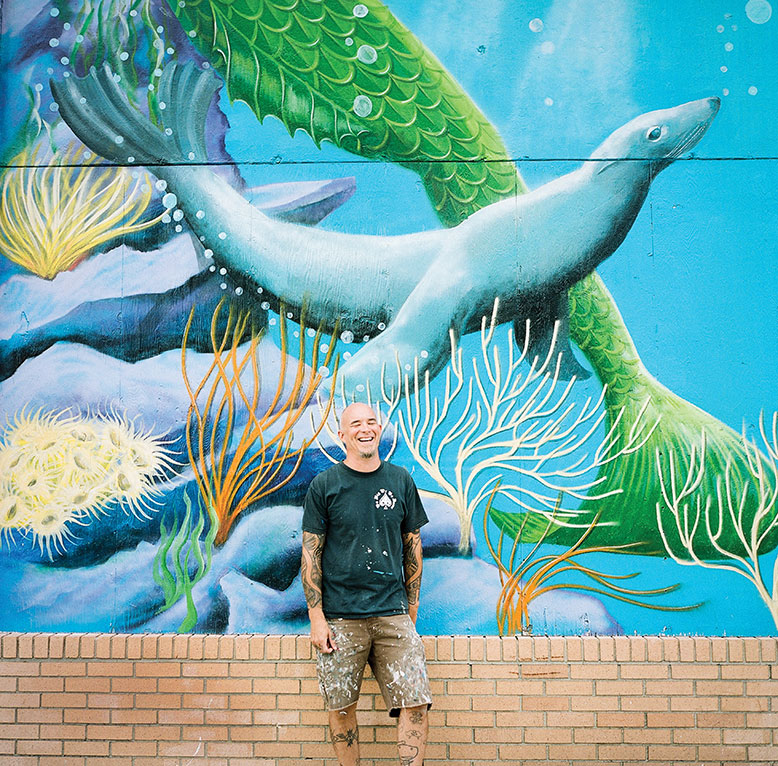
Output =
[
  {"x1": 402, "y1": 532, "x2": 422, "y2": 606},
  {"x1": 301, "y1": 531, "x2": 325, "y2": 609},
  {"x1": 331, "y1": 727, "x2": 358, "y2": 747}
]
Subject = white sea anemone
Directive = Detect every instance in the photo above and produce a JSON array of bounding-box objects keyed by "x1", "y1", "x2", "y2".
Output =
[{"x1": 0, "y1": 407, "x2": 176, "y2": 558}]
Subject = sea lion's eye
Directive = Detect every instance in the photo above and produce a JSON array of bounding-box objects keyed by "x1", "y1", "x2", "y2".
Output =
[{"x1": 646, "y1": 126, "x2": 662, "y2": 141}]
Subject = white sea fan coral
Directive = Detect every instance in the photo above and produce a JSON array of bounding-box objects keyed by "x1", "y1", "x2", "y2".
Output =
[{"x1": 0, "y1": 407, "x2": 177, "y2": 558}]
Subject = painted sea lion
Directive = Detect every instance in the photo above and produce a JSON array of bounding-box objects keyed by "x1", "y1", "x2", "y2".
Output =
[{"x1": 51, "y1": 63, "x2": 719, "y2": 398}]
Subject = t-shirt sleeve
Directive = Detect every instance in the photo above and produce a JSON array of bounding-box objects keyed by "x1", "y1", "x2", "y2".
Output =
[
  {"x1": 401, "y1": 472, "x2": 429, "y2": 533},
  {"x1": 302, "y1": 476, "x2": 328, "y2": 534}
]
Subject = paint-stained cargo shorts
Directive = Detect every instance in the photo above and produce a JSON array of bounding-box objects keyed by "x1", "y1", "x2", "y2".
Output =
[{"x1": 315, "y1": 614, "x2": 432, "y2": 718}]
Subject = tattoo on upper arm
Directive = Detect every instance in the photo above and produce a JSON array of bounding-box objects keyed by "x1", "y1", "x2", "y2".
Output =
[
  {"x1": 402, "y1": 531, "x2": 422, "y2": 606},
  {"x1": 301, "y1": 531, "x2": 325, "y2": 609}
]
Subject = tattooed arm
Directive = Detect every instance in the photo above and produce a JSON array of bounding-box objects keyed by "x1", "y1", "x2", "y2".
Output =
[
  {"x1": 301, "y1": 531, "x2": 336, "y2": 653},
  {"x1": 402, "y1": 531, "x2": 423, "y2": 624}
]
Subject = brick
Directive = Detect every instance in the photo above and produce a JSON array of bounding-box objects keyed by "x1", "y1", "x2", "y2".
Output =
[
  {"x1": 63, "y1": 740, "x2": 110, "y2": 756},
  {"x1": 94, "y1": 635, "x2": 112, "y2": 659},
  {"x1": 183, "y1": 661, "x2": 228, "y2": 677},
  {"x1": 158, "y1": 677, "x2": 203, "y2": 693},
  {"x1": 159, "y1": 708, "x2": 206, "y2": 725},
  {"x1": 86, "y1": 724, "x2": 133, "y2": 740},
  {"x1": 66, "y1": 676, "x2": 111, "y2": 693},
  {"x1": 64, "y1": 708, "x2": 110, "y2": 724},
  {"x1": 39, "y1": 724, "x2": 87, "y2": 739},
  {"x1": 110, "y1": 677, "x2": 156, "y2": 693},
  {"x1": 17, "y1": 708, "x2": 63, "y2": 724},
  {"x1": 0, "y1": 692, "x2": 39, "y2": 707},
  {"x1": 620, "y1": 663, "x2": 669, "y2": 679},
  {"x1": 134, "y1": 693, "x2": 181, "y2": 709},
  {"x1": 598, "y1": 744, "x2": 647, "y2": 760},
  {"x1": 110, "y1": 741, "x2": 158, "y2": 756},
  {"x1": 134, "y1": 725, "x2": 181, "y2": 740},
  {"x1": 135, "y1": 661, "x2": 180, "y2": 677},
  {"x1": 157, "y1": 635, "x2": 174, "y2": 659},
  {"x1": 110, "y1": 709, "x2": 157, "y2": 725},
  {"x1": 648, "y1": 744, "x2": 697, "y2": 759},
  {"x1": 87, "y1": 693, "x2": 134, "y2": 709},
  {"x1": 86, "y1": 662, "x2": 133, "y2": 677},
  {"x1": 18, "y1": 676, "x2": 63, "y2": 692},
  {"x1": 16, "y1": 739, "x2": 63, "y2": 755}
]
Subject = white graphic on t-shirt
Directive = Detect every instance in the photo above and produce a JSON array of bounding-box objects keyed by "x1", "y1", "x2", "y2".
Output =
[{"x1": 374, "y1": 489, "x2": 396, "y2": 510}]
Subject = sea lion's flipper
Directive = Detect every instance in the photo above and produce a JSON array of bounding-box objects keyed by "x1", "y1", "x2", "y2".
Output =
[
  {"x1": 52, "y1": 62, "x2": 218, "y2": 166},
  {"x1": 517, "y1": 293, "x2": 591, "y2": 381},
  {"x1": 333, "y1": 267, "x2": 463, "y2": 401}
]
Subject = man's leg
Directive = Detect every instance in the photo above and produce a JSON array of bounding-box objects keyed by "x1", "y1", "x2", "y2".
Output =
[
  {"x1": 397, "y1": 704, "x2": 428, "y2": 766},
  {"x1": 329, "y1": 702, "x2": 360, "y2": 765}
]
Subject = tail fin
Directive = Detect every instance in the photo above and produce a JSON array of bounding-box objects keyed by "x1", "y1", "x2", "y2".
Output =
[{"x1": 51, "y1": 62, "x2": 219, "y2": 166}]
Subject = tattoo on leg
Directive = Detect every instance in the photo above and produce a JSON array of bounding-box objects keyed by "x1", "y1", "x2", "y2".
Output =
[
  {"x1": 398, "y1": 742, "x2": 419, "y2": 766},
  {"x1": 332, "y1": 727, "x2": 358, "y2": 747},
  {"x1": 409, "y1": 709, "x2": 424, "y2": 724}
]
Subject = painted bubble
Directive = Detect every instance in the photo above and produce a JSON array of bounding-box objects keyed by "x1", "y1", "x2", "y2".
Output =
[
  {"x1": 748, "y1": 85, "x2": 758, "y2": 95},
  {"x1": 155, "y1": 180, "x2": 167, "y2": 191},
  {"x1": 544, "y1": 97, "x2": 554, "y2": 106},
  {"x1": 162, "y1": 192, "x2": 177, "y2": 208},
  {"x1": 357, "y1": 44, "x2": 378, "y2": 64},
  {"x1": 49, "y1": 38, "x2": 59, "y2": 47},
  {"x1": 529, "y1": 18, "x2": 543, "y2": 32},
  {"x1": 172, "y1": 209, "x2": 184, "y2": 221},
  {"x1": 345, "y1": 37, "x2": 354, "y2": 46},
  {"x1": 341, "y1": 330, "x2": 355, "y2": 343},
  {"x1": 196, "y1": 210, "x2": 205, "y2": 219},
  {"x1": 353, "y1": 94, "x2": 373, "y2": 117},
  {"x1": 353, "y1": 4, "x2": 369, "y2": 17},
  {"x1": 721, "y1": 65, "x2": 728, "y2": 72},
  {"x1": 724, "y1": 41, "x2": 734, "y2": 50},
  {"x1": 203, "y1": 249, "x2": 213, "y2": 258},
  {"x1": 745, "y1": 0, "x2": 772, "y2": 22},
  {"x1": 235, "y1": 287, "x2": 243, "y2": 296}
]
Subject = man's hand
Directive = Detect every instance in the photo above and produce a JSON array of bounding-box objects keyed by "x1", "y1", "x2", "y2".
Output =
[{"x1": 309, "y1": 608, "x2": 337, "y2": 653}]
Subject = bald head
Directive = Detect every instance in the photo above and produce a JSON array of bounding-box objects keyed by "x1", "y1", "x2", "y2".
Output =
[
  {"x1": 338, "y1": 403, "x2": 382, "y2": 468},
  {"x1": 339, "y1": 402, "x2": 378, "y2": 429}
]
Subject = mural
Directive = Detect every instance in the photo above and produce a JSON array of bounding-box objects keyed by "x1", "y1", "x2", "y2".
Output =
[{"x1": 0, "y1": 0, "x2": 776, "y2": 636}]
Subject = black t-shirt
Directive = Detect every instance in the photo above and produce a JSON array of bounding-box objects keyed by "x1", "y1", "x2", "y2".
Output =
[{"x1": 302, "y1": 461, "x2": 429, "y2": 619}]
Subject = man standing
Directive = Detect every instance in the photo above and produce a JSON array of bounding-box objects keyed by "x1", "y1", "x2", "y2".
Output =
[{"x1": 301, "y1": 402, "x2": 431, "y2": 766}]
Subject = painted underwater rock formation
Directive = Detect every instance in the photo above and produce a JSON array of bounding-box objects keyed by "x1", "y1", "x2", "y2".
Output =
[{"x1": 52, "y1": 63, "x2": 719, "y2": 401}]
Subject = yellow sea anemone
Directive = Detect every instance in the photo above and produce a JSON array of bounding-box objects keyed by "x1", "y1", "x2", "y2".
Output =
[
  {"x1": 0, "y1": 407, "x2": 176, "y2": 558},
  {"x1": 0, "y1": 142, "x2": 169, "y2": 279}
]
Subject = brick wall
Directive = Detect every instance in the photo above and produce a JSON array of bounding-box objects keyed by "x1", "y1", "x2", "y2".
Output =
[{"x1": 0, "y1": 633, "x2": 776, "y2": 765}]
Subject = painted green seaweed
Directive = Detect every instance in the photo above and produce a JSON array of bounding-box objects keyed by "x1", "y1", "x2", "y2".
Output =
[
  {"x1": 166, "y1": 0, "x2": 776, "y2": 557},
  {"x1": 152, "y1": 488, "x2": 218, "y2": 632}
]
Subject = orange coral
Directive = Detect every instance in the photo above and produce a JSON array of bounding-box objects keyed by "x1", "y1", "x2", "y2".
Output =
[{"x1": 182, "y1": 300, "x2": 338, "y2": 546}]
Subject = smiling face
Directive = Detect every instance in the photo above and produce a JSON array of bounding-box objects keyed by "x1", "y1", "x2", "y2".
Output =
[{"x1": 338, "y1": 403, "x2": 382, "y2": 469}]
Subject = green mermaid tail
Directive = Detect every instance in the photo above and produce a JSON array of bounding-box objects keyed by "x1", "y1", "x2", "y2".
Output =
[{"x1": 167, "y1": 0, "x2": 776, "y2": 559}]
